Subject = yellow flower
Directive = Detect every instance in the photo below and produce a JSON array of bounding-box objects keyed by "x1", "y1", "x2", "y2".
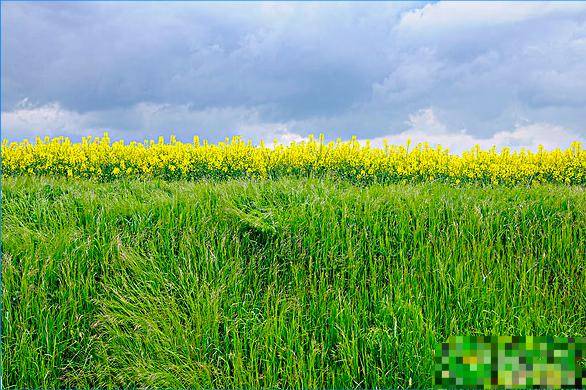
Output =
[{"x1": 0, "y1": 134, "x2": 583, "y2": 185}]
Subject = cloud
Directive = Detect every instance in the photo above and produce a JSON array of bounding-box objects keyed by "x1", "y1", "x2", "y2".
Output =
[
  {"x1": 367, "y1": 108, "x2": 584, "y2": 153},
  {"x1": 1, "y1": 2, "x2": 406, "y2": 116},
  {"x1": 0, "y1": 101, "x2": 308, "y2": 145},
  {"x1": 2, "y1": 2, "x2": 586, "y2": 146},
  {"x1": 237, "y1": 121, "x2": 307, "y2": 145},
  {"x1": 396, "y1": 1, "x2": 586, "y2": 33},
  {"x1": 1, "y1": 101, "x2": 92, "y2": 140},
  {"x1": 4, "y1": 103, "x2": 580, "y2": 155}
]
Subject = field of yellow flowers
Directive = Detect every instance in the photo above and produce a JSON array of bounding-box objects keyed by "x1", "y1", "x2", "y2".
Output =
[{"x1": 2, "y1": 134, "x2": 585, "y2": 184}]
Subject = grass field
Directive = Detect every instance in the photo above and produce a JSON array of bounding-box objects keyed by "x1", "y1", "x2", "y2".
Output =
[{"x1": 2, "y1": 176, "x2": 585, "y2": 388}]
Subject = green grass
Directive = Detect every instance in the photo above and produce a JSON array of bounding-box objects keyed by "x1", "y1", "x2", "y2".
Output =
[{"x1": 2, "y1": 176, "x2": 585, "y2": 388}]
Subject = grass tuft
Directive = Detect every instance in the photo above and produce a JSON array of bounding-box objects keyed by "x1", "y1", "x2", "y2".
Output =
[{"x1": 2, "y1": 176, "x2": 585, "y2": 388}]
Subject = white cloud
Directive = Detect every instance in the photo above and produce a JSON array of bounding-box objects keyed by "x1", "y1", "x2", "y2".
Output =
[
  {"x1": 2, "y1": 104, "x2": 582, "y2": 153},
  {"x1": 0, "y1": 101, "x2": 309, "y2": 145},
  {"x1": 488, "y1": 122, "x2": 584, "y2": 150},
  {"x1": 237, "y1": 122, "x2": 307, "y2": 145},
  {"x1": 397, "y1": 1, "x2": 586, "y2": 33},
  {"x1": 1, "y1": 102, "x2": 93, "y2": 140},
  {"x1": 366, "y1": 108, "x2": 584, "y2": 153}
]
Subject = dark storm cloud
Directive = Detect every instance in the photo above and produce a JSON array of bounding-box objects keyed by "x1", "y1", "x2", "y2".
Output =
[
  {"x1": 2, "y1": 1, "x2": 585, "y2": 148},
  {"x1": 1, "y1": 2, "x2": 403, "y2": 115}
]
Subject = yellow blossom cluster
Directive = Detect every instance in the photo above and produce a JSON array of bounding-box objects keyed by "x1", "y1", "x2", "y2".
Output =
[{"x1": 2, "y1": 134, "x2": 585, "y2": 185}]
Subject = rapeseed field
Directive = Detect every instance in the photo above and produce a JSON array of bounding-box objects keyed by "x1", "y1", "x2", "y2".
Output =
[{"x1": 2, "y1": 135, "x2": 584, "y2": 184}]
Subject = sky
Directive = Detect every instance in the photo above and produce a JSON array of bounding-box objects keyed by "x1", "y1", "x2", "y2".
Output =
[{"x1": 1, "y1": 1, "x2": 585, "y2": 152}]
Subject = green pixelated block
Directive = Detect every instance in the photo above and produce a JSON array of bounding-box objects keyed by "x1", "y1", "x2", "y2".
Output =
[{"x1": 434, "y1": 336, "x2": 585, "y2": 388}]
